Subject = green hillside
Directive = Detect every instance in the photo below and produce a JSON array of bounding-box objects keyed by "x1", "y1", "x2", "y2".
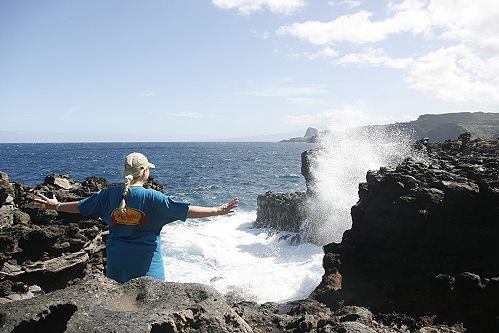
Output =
[
  {"x1": 283, "y1": 112, "x2": 499, "y2": 143},
  {"x1": 409, "y1": 112, "x2": 499, "y2": 141}
]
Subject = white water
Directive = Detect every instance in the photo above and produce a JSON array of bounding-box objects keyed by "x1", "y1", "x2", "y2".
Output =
[
  {"x1": 302, "y1": 128, "x2": 428, "y2": 244},
  {"x1": 160, "y1": 127, "x2": 427, "y2": 302},
  {"x1": 161, "y1": 211, "x2": 324, "y2": 303}
]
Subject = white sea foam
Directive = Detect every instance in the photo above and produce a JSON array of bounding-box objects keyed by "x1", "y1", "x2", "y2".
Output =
[
  {"x1": 161, "y1": 211, "x2": 324, "y2": 303},
  {"x1": 303, "y1": 127, "x2": 428, "y2": 244}
]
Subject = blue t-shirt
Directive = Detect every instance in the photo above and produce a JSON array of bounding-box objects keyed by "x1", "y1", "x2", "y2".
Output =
[{"x1": 78, "y1": 186, "x2": 189, "y2": 283}]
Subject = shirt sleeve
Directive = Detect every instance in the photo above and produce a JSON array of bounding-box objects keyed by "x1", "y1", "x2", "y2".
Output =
[
  {"x1": 154, "y1": 192, "x2": 189, "y2": 224},
  {"x1": 78, "y1": 190, "x2": 105, "y2": 216}
]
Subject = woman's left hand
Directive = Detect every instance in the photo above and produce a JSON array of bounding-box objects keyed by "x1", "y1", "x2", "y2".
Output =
[{"x1": 217, "y1": 197, "x2": 239, "y2": 215}]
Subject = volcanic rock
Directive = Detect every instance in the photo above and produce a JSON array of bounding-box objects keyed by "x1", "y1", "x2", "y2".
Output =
[
  {"x1": 310, "y1": 136, "x2": 499, "y2": 332},
  {"x1": 255, "y1": 191, "x2": 306, "y2": 232},
  {"x1": 0, "y1": 276, "x2": 252, "y2": 332}
]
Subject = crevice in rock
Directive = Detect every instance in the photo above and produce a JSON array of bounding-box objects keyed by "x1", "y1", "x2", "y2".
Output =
[
  {"x1": 11, "y1": 304, "x2": 77, "y2": 333},
  {"x1": 150, "y1": 321, "x2": 176, "y2": 333},
  {"x1": 0, "y1": 312, "x2": 6, "y2": 326}
]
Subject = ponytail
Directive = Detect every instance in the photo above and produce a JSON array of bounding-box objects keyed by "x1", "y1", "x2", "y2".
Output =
[{"x1": 119, "y1": 175, "x2": 134, "y2": 213}]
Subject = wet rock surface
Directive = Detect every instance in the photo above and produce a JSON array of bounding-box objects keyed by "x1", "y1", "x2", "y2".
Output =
[
  {"x1": 256, "y1": 134, "x2": 498, "y2": 332},
  {"x1": 255, "y1": 191, "x2": 306, "y2": 232},
  {"x1": 309, "y1": 136, "x2": 499, "y2": 332},
  {"x1": 254, "y1": 149, "x2": 320, "y2": 234}
]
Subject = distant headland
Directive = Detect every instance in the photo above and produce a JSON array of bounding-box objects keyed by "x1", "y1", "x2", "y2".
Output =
[{"x1": 281, "y1": 111, "x2": 499, "y2": 143}]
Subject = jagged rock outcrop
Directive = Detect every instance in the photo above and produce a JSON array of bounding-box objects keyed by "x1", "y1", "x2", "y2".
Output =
[
  {"x1": 310, "y1": 136, "x2": 499, "y2": 332},
  {"x1": 255, "y1": 191, "x2": 306, "y2": 232},
  {"x1": 254, "y1": 149, "x2": 320, "y2": 233},
  {"x1": 258, "y1": 133, "x2": 499, "y2": 331},
  {"x1": 281, "y1": 127, "x2": 322, "y2": 143}
]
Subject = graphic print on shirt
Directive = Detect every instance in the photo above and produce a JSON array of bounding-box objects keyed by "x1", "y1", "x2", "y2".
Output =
[{"x1": 110, "y1": 207, "x2": 147, "y2": 226}]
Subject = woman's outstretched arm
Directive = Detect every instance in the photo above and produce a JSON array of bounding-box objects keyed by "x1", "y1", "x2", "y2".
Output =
[
  {"x1": 187, "y1": 198, "x2": 238, "y2": 218},
  {"x1": 35, "y1": 193, "x2": 81, "y2": 214}
]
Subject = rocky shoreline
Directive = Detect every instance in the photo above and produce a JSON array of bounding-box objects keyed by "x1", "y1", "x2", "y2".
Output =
[
  {"x1": 258, "y1": 134, "x2": 499, "y2": 332},
  {"x1": 1, "y1": 134, "x2": 498, "y2": 332}
]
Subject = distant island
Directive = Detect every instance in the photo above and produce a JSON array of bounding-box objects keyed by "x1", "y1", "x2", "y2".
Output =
[
  {"x1": 281, "y1": 112, "x2": 499, "y2": 142},
  {"x1": 280, "y1": 127, "x2": 320, "y2": 143}
]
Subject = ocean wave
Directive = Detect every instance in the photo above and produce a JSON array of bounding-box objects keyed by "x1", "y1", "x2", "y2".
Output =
[{"x1": 160, "y1": 211, "x2": 324, "y2": 303}]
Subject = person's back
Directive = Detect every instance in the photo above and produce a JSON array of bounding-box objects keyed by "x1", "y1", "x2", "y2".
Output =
[{"x1": 79, "y1": 185, "x2": 189, "y2": 282}]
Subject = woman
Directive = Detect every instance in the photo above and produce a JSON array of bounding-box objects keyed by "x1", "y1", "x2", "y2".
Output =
[{"x1": 35, "y1": 152, "x2": 238, "y2": 283}]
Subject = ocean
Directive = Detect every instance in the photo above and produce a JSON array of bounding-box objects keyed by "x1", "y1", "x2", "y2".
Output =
[{"x1": 0, "y1": 142, "x2": 325, "y2": 303}]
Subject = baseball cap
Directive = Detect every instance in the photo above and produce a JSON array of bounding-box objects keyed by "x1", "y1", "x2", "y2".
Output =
[{"x1": 124, "y1": 152, "x2": 156, "y2": 176}]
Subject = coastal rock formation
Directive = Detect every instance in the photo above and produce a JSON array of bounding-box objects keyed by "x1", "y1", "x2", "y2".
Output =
[
  {"x1": 255, "y1": 191, "x2": 306, "y2": 232},
  {"x1": 0, "y1": 276, "x2": 252, "y2": 332},
  {"x1": 254, "y1": 149, "x2": 319, "y2": 233},
  {"x1": 257, "y1": 134, "x2": 499, "y2": 331},
  {"x1": 2, "y1": 273, "x2": 452, "y2": 333},
  {"x1": 281, "y1": 127, "x2": 321, "y2": 143},
  {"x1": 281, "y1": 112, "x2": 499, "y2": 143},
  {"x1": 309, "y1": 136, "x2": 499, "y2": 332}
]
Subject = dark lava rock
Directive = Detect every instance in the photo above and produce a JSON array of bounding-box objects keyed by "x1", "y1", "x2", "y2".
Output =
[
  {"x1": 0, "y1": 172, "x2": 109, "y2": 303},
  {"x1": 256, "y1": 134, "x2": 498, "y2": 332},
  {"x1": 0, "y1": 276, "x2": 252, "y2": 332},
  {"x1": 0, "y1": 170, "x2": 165, "y2": 303},
  {"x1": 0, "y1": 171, "x2": 14, "y2": 206},
  {"x1": 255, "y1": 191, "x2": 306, "y2": 232},
  {"x1": 310, "y1": 136, "x2": 499, "y2": 332}
]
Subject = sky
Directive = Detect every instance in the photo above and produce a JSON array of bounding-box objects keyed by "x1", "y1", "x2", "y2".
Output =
[{"x1": 1, "y1": 0, "x2": 498, "y2": 142}]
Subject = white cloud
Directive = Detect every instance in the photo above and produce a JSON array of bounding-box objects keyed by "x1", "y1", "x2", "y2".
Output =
[
  {"x1": 407, "y1": 44, "x2": 499, "y2": 105},
  {"x1": 341, "y1": 0, "x2": 362, "y2": 8},
  {"x1": 212, "y1": 0, "x2": 306, "y2": 15},
  {"x1": 277, "y1": 1, "x2": 499, "y2": 47},
  {"x1": 425, "y1": 0, "x2": 499, "y2": 51},
  {"x1": 277, "y1": 0, "x2": 499, "y2": 106},
  {"x1": 277, "y1": 3, "x2": 431, "y2": 45},
  {"x1": 333, "y1": 44, "x2": 499, "y2": 105},
  {"x1": 329, "y1": 0, "x2": 363, "y2": 8},
  {"x1": 336, "y1": 48, "x2": 413, "y2": 69}
]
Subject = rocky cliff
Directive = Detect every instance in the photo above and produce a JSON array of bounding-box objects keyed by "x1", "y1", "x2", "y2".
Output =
[
  {"x1": 260, "y1": 134, "x2": 499, "y2": 332},
  {"x1": 311, "y1": 135, "x2": 499, "y2": 332},
  {"x1": 282, "y1": 112, "x2": 499, "y2": 143}
]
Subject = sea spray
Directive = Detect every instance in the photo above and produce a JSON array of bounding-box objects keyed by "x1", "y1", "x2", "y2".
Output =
[
  {"x1": 161, "y1": 211, "x2": 324, "y2": 303},
  {"x1": 301, "y1": 127, "x2": 428, "y2": 245}
]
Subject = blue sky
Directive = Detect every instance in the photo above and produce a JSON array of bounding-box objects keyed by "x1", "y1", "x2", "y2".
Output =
[{"x1": 1, "y1": 0, "x2": 498, "y2": 142}]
